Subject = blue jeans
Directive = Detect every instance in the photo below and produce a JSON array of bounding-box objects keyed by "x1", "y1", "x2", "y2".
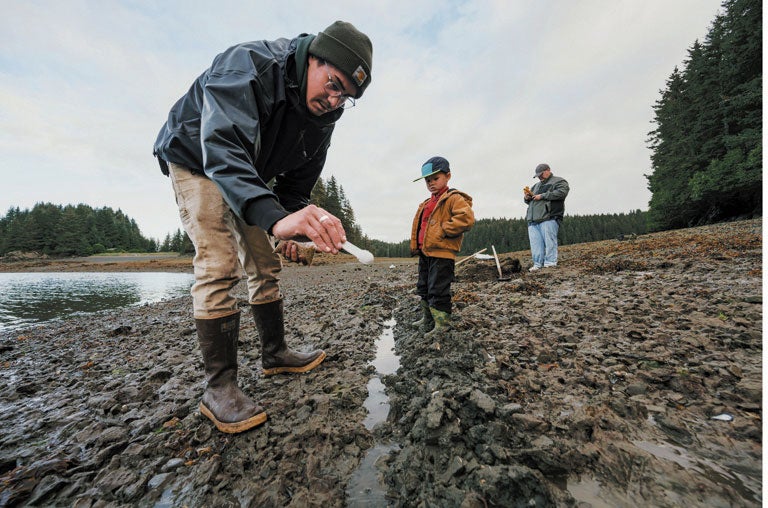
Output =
[{"x1": 528, "y1": 220, "x2": 559, "y2": 268}]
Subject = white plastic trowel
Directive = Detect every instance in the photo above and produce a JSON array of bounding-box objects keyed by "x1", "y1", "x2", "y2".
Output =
[
  {"x1": 290, "y1": 240, "x2": 374, "y2": 265},
  {"x1": 341, "y1": 241, "x2": 374, "y2": 264}
]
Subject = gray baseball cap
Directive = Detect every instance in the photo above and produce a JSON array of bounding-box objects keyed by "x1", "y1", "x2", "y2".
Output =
[{"x1": 534, "y1": 163, "x2": 550, "y2": 178}]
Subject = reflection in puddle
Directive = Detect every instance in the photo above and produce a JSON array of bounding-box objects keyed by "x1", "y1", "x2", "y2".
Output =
[
  {"x1": 633, "y1": 440, "x2": 761, "y2": 503},
  {"x1": 346, "y1": 443, "x2": 399, "y2": 507},
  {"x1": 566, "y1": 477, "x2": 613, "y2": 508},
  {"x1": 564, "y1": 438, "x2": 761, "y2": 506},
  {"x1": 363, "y1": 318, "x2": 399, "y2": 430},
  {"x1": 347, "y1": 317, "x2": 400, "y2": 507}
]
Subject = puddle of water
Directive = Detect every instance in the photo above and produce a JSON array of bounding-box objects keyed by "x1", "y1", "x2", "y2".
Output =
[
  {"x1": 362, "y1": 318, "x2": 399, "y2": 431},
  {"x1": 363, "y1": 377, "x2": 390, "y2": 430},
  {"x1": 563, "y1": 440, "x2": 762, "y2": 506},
  {"x1": 346, "y1": 317, "x2": 400, "y2": 506},
  {"x1": 565, "y1": 477, "x2": 614, "y2": 508},
  {"x1": 346, "y1": 443, "x2": 399, "y2": 508},
  {"x1": 371, "y1": 319, "x2": 400, "y2": 375},
  {"x1": 633, "y1": 440, "x2": 761, "y2": 503}
]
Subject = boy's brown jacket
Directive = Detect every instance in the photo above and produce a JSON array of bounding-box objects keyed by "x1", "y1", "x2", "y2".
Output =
[{"x1": 410, "y1": 189, "x2": 474, "y2": 260}]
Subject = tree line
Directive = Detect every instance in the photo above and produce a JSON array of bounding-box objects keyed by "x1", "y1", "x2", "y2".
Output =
[
  {"x1": 0, "y1": 199, "x2": 647, "y2": 259},
  {"x1": 646, "y1": 0, "x2": 761, "y2": 230},
  {"x1": 358, "y1": 210, "x2": 648, "y2": 258},
  {"x1": 0, "y1": 177, "x2": 373, "y2": 258},
  {"x1": 0, "y1": 203, "x2": 156, "y2": 256}
]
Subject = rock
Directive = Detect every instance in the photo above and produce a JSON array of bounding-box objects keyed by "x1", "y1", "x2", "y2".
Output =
[
  {"x1": 625, "y1": 382, "x2": 648, "y2": 396},
  {"x1": 469, "y1": 389, "x2": 496, "y2": 415},
  {"x1": 735, "y1": 379, "x2": 761, "y2": 403}
]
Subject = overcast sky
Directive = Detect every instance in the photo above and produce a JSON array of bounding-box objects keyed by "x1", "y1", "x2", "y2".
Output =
[{"x1": 1, "y1": 1, "x2": 724, "y2": 242}]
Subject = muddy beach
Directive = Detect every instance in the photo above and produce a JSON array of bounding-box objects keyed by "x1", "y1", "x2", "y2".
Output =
[{"x1": 0, "y1": 219, "x2": 762, "y2": 507}]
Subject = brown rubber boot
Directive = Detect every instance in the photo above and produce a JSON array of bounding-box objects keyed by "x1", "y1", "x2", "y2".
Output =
[
  {"x1": 196, "y1": 313, "x2": 267, "y2": 433},
  {"x1": 251, "y1": 299, "x2": 326, "y2": 376}
]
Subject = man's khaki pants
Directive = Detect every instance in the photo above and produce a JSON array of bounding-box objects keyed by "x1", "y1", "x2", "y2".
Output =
[{"x1": 169, "y1": 162, "x2": 282, "y2": 319}]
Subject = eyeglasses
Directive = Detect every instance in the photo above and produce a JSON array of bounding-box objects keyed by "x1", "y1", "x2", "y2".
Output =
[{"x1": 323, "y1": 63, "x2": 356, "y2": 110}]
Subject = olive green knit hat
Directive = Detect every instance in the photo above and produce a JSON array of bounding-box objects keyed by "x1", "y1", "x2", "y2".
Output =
[{"x1": 310, "y1": 21, "x2": 373, "y2": 98}]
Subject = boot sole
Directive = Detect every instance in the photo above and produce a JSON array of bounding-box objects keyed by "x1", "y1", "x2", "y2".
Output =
[
  {"x1": 199, "y1": 402, "x2": 267, "y2": 434},
  {"x1": 263, "y1": 351, "x2": 327, "y2": 376}
]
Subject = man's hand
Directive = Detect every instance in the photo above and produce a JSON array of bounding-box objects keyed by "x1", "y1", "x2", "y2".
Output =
[
  {"x1": 271, "y1": 205, "x2": 346, "y2": 254},
  {"x1": 274, "y1": 240, "x2": 316, "y2": 265}
]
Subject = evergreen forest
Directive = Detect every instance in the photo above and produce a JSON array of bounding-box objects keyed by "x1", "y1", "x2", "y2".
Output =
[
  {"x1": 0, "y1": 195, "x2": 647, "y2": 259},
  {"x1": 357, "y1": 210, "x2": 649, "y2": 258},
  {"x1": 646, "y1": 0, "x2": 761, "y2": 230},
  {"x1": 0, "y1": 203, "x2": 157, "y2": 256}
]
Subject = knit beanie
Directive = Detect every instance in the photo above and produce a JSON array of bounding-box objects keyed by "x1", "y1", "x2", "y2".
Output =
[{"x1": 309, "y1": 21, "x2": 373, "y2": 98}]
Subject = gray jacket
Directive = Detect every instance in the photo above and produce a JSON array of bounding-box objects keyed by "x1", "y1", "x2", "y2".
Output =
[{"x1": 525, "y1": 175, "x2": 569, "y2": 224}]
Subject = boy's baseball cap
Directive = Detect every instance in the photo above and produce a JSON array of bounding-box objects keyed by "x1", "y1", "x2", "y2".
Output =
[{"x1": 414, "y1": 156, "x2": 450, "y2": 182}]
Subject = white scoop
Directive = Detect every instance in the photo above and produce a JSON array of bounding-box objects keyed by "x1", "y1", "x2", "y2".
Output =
[
  {"x1": 295, "y1": 240, "x2": 374, "y2": 265},
  {"x1": 342, "y1": 241, "x2": 374, "y2": 264}
]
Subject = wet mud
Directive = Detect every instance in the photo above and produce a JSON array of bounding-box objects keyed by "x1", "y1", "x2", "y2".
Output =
[{"x1": 0, "y1": 219, "x2": 762, "y2": 507}]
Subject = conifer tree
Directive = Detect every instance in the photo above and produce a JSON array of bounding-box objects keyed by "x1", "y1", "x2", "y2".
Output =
[{"x1": 646, "y1": 0, "x2": 762, "y2": 230}]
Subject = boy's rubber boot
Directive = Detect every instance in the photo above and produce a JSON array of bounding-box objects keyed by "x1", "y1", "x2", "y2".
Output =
[
  {"x1": 251, "y1": 299, "x2": 326, "y2": 376},
  {"x1": 424, "y1": 308, "x2": 452, "y2": 340},
  {"x1": 196, "y1": 312, "x2": 267, "y2": 433},
  {"x1": 411, "y1": 300, "x2": 435, "y2": 331}
]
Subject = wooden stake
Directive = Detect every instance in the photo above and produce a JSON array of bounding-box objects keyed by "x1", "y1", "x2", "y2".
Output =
[
  {"x1": 456, "y1": 248, "x2": 488, "y2": 266},
  {"x1": 492, "y1": 245, "x2": 511, "y2": 281}
]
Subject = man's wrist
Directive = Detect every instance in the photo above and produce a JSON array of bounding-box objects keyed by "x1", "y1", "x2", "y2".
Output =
[{"x1": 245, "y1": 197, "x2": 289, "y2": 232}]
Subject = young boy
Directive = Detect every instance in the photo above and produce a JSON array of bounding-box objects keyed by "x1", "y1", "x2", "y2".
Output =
[{"x1": 410, "y1": 156, "x2": 475, "y2": 338}]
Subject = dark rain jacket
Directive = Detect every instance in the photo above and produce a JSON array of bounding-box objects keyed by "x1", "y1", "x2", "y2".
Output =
[
  {"x1": 525, "y1": 175, "x2": 569, "y2": 224},
  {"x1": 153, "y1": 34, "x2": 342, "y2": 233},
  {"x1": 410, "y1": 189, "x2": 475, "y2": 260}
]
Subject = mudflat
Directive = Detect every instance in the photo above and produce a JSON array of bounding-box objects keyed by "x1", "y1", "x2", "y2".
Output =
[{"x1": 0, "y1": 219, "x2": 761, "y2": 507}]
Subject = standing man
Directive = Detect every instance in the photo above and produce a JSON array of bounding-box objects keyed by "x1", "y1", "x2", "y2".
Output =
[
  {"x1": 524, "y1": 163, "x2": 569, "y2": 271},
  {"x1": 153, "y1": 21, "x2": 373, "y2": 433}
]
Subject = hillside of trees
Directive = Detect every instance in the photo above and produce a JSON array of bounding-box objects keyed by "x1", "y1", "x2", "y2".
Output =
[
  {"x1": 646, "y1": 0, "x2": 761, "y2": 230},
  {"x1": 0, "y1": 177, "x2": 369, "y2": 258},
  {"x1": 0, "y1": 203, "x2": 156, "y2": 257}
]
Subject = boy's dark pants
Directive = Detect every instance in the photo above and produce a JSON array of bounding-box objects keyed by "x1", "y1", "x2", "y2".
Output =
[{"x1": 416, "y1": 253, "x2": 455, "y2": 314}]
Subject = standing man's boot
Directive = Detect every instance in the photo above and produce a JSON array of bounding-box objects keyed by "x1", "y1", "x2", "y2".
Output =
[
  {"x1": 251, "y1": 299, "x2": 326, "y2": 376},
  {"x1": 424, "y1": 308, "x2": 452, "y2": 340},
  {"x1": 196, "y1": 312, "x2": 267, "y2": 433},
  {"x1": 411, "y1": 300, "x2": 435, "y2": 332}
]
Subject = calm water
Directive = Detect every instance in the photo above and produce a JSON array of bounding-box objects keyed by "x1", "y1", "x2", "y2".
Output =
[
  {"x1": 0, "y1": 272, "x2": 195, "y2": 332},
  {"x1": 347, "y1": 317, "x2": 401, "y2": 507}
]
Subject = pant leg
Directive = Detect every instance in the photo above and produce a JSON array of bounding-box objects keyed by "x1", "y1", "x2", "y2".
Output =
[
  {"x1": 168, "y1": 162, "x2": 242, "y2": 319},
  {"x1": 416, "y1": 253, "x2": 429, "y2": 301},
  {"x1": 527, "y1": 223, "x2": 545, "y2": 267},
  {"x1": 230, "y1": 218, "x2": 283, "y2": 305},
  {"x1": 541, "y1": 220, "x2": 560, "y2": 266},
  {"x1": 426, "y1": 256, "x2": 455, "y2": 314}
]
